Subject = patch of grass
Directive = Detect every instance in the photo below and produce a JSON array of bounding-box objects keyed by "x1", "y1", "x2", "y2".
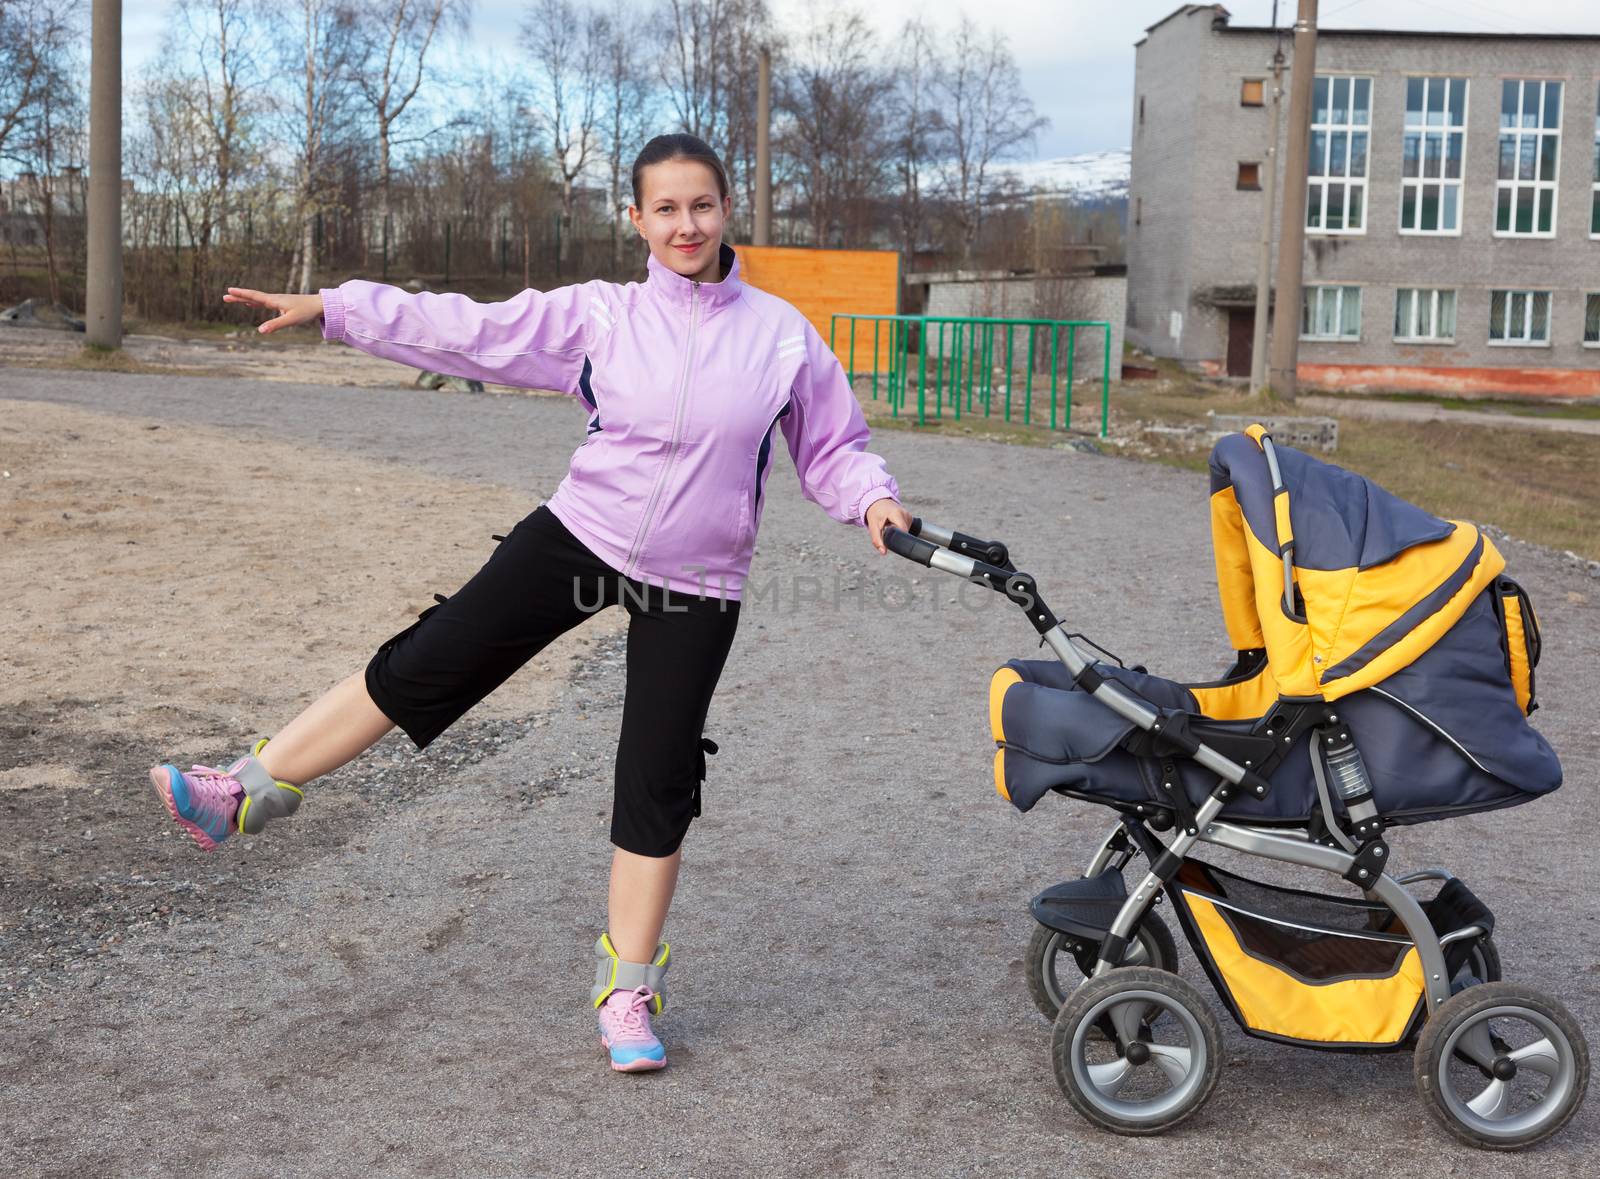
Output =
[
  {"x1": 855, "y1": 383, "x2": 1104, "y2": 449},
  {"x1": 1102, "y1": 372, "x2": 1600, "y2": 560},
  {"x1": 1338, "y1": 420, "x2": 1600, "y2": 559}
]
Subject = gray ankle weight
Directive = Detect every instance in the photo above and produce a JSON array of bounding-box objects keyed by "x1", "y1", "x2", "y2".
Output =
[
  {"x1": 233, "y1": 749, "x2": 303, "y2": 836},
  {"x1": 591, "y1": 933, "x2": 670, "y2": 1015}
]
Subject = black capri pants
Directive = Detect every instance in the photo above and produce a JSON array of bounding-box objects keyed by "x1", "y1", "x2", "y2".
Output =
[{"x1": 364, "y1": 503, "x2": 740, "y2": 858}]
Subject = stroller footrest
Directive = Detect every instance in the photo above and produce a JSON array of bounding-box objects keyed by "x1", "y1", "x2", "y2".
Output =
[
  {"x1": 1425, "y1": 876, "x2": 1496, "y2": 940},
  {"x1": 1030, "y1": 868, "x2": 1130, "y2": 941}
]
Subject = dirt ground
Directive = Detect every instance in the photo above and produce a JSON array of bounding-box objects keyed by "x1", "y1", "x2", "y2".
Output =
[
  {"x1": 0, "y1": 321, "x2": 529, "y2": 390},
  {"x1": 0, "y1": 398, "x2": 623, "y2": 1007},
  {"x1": 2, "y1": 359, "x2": 1596, "y2": 1176}
]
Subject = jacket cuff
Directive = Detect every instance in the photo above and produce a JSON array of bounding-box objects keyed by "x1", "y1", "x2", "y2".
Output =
[
  {"x1": 855, "y1": 483, "x2": 899, "y2": 527},
  {"x1": 318, "y1": 286, "x2": 345, "y2": 341}
]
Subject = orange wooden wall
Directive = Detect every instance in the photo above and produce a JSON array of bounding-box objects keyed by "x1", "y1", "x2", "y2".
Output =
[{"x1": 735, "y1": 245, "x2": 900, "y2": 372}]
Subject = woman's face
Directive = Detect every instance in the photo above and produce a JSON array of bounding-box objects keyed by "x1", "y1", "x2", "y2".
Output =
[{"x1": 629, "y1": 158, "x2": 732, "y2": 283}]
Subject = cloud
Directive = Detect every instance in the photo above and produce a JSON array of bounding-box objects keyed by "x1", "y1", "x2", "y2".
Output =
[{"x1": 120, "y1": 0, "x2": 1600, "y2": 160}]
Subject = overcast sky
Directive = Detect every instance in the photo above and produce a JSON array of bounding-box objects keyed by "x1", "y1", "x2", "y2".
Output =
[{"x1": 121, "y1": 0, "x2": 1600, "y2": 161}]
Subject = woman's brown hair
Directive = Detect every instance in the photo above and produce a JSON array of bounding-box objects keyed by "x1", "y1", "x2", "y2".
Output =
[{"x1": 630, "y1": 133, "x2": 731, "y2": 206}]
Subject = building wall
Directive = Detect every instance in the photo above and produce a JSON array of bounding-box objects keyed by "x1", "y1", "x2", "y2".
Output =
[
  {"x1": 1126, "y1": 7, "x2": 1209, "y2": 357},
  {"x1": 922, "y1": 274, "x2": 1126, "y2": 383},
  {"x1": 1128, "y1": 5, "x2": 1600, "y2": 391}
]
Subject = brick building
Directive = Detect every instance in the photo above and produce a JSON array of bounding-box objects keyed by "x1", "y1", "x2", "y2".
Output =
[{"x1": 1126, "y1": 4, "x2": 1600, "y2": 395}]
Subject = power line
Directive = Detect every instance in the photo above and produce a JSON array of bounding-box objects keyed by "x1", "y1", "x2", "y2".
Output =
[
  {"x1": 1322, "y1": 0, "x2": 1371, "y2": 20},
  {"x1": 1452, "y1": 0, "x2": 1570, "y2": 36},
  {"x1": 1391, "y1": 0, "x2": 1529, "y2": 36}
]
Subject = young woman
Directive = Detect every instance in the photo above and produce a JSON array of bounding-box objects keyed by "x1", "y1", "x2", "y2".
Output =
[{"x1": 147, "y1": 133, "x2": 913, "y2": 1073}]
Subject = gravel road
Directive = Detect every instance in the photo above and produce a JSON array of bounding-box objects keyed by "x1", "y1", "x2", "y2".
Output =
[{"x1": 2, "y1": 369, "x2": 1597, "y2": 1178}]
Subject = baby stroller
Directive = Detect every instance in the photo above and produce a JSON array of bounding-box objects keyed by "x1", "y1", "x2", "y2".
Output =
[{"x1": 883, "y1": 425, "x2": 1588, "y2": 1149}]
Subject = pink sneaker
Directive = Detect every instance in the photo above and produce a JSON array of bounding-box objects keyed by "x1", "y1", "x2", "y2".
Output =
[
  {"x1": 598, "y1": 986, "x2": 667, "y2": 1072},
  {"x1": 149, "y1": 761, "x2": 245, "y2": 851}
]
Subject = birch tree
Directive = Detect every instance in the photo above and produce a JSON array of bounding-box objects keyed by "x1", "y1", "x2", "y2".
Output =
[
  {"x1": 933, "y1": 17, "x2": 1048, "y2": 264},
  {"x1": 348, "y1": 0, "x2": 469, "y2": 273},
  {"x1": 520, "y1": 0, "x2": 604, "y2": 269},
  {"x1": 275, "y1": 0, "x2": 360, "y2": 292}
]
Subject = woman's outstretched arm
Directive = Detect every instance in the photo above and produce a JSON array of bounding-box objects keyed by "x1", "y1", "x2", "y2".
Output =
[{"x1": 225, "y1": 281, "x2": 597, "y2": 396}]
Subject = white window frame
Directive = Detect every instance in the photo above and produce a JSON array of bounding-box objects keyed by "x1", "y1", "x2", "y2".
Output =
[
  {"x1": 1394, "y1": 288, "x2": 1457, "y2": 343},
  {"x1": 1307, "y1": 75, "x2": 1372, "y2": 236},
  {"x1": 1488, "y1": 289, "x2": 1553, "y2": 347},
  {"x1": 1400, "y1": 77, "x2": 1468, "y2": 236},
  {"x1": 1496, "y1": 79, "x2": 1562, "y2": 239},
  {"x1": 1591, "y1": 84, "x2": 1599, "y2": 239},
  {"x1": 1301, "y1": 285, "x2": 1362, "y2": 342},
  {"x1": 1583, "y1": 292, "x2": 1600, "y2": 348}
]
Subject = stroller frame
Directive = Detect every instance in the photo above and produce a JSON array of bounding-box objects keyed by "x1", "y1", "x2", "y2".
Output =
[
  {"x1": 885, "y1": 496, "x2": 1587, "y2": 1148},
  {"x1": 887, "y1": 510, "x2": 1455, "y2": 1003}
]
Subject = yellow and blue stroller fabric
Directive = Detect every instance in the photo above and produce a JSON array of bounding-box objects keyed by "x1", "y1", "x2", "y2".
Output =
[
  {"x1": 1209, "y1": 424, "x2": 1504, "y2": 702},
  {"x1": 986, "y1": 426, "x2": 1560, "y2": 825}
]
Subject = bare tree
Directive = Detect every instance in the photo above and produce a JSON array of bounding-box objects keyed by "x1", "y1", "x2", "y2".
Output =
[
  {"x1": 777, "y1": 5, "x2": 892, "y2": 248},
  {"x1": 889, "y1": 18, "x2": 938, "y2": 264},
  {"x1": 595, "y1": 2, "x2": 652, "y2": 266},
  {"x1": 127, "y1": 0, "x2": 272, "y2": 317},
  {"x1": 520, "y1": 0, "x2": 605, "y2": 270},
  {"x1": 648, "y1": 0, "x2": 769, "y2": 240},
  {"x1": 274, "y1": 0, "x2": 360, "y2": 292},
  {"x1": 0, "y1": 1, "x2": 73, "y2": 168},
  {"x1": 714, "y1": 0, "x2": 770, "y2": 242},
  {"x1": 13, "y1": 29, "x2": 85, "y2": 306},
  {"x1": 0, "y1": 0, "x2": 81, "y2": 305},
  {"x1": 653, "y1": 0, "x2": 724, "y2": 142},
  {"x1": 348, "y1": 0, "x2": 469, "y2": 274},
  {"x1": 933, "y1": 17, "x2": 1049, "y2": 264}
]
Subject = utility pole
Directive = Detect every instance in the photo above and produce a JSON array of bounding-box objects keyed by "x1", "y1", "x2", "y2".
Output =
[
  {"x1": 754, "y1": 45, "x2": 772, "y2": 246},
  {"x1": 1267, "y1": 0, "x2": 1318, "y2": 402},
  {"x1": 86, "y1": 0, "x2": 123, "y2": 349},
  {"x1": 1249, "y1": 6, "x2": 1285, "y2": 396}
]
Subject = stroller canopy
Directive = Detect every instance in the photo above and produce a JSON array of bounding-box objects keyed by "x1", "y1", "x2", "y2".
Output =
[
  {"x1": 1210, "y1": 424, "x2": 1502, "y2": 702},
  {"x1": 988, "y1": 426, "x2": 1560, "y2": 826}
]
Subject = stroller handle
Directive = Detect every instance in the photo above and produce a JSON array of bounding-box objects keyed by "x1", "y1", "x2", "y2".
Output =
[
  {"x1": 883, "y1": 522, "x2": 1059, "y2": 639},
  {"x1": 884, "y1": 519, "x2": 1016, "y2": 573}
]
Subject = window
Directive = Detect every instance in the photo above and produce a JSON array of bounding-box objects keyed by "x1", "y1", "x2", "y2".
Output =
[
  {"x1": 1489, "y1": 290, "x2": 1552, "y2": 344},
  {"x1": 1139, "y1": 95, "x2": 1145, "y2": 127},
  {"x1": 1135, "y1": 196, "x2": 1142, "y2": 225},
  {"x1": 1241, "y1": 79, "x2": 1265, "y2": 107},
  {"x1": 1401, "y1": 77, "x2": 1467, "y2": 234},
  {"x1": 1308, "y1": 76, "x2": 1371, "y2": 233},
  {"x1": 1237, "y1": 162, "x2": 1262, "y2": 190},
  {"x1": 1591, "y1": 87, "x2": 1598, "y2": 236},
  {"x1": 1497, "y1": 80, "x2": 1562, "y2": 236},
  {"x1": 1395, "y1": 288, "x2": 1457, "y2": 342},
  {"x1": 1584, "y1": 294, "x2": 1599, "y2": 345},
  {"x1": 1301, "y1": 285, "x2": 1361, "y2": 340}
]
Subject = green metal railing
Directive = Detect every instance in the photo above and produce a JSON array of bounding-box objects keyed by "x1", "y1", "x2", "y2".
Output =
[{"x1": 829, "y1": 314, "x2": 1113, "y2": 437}]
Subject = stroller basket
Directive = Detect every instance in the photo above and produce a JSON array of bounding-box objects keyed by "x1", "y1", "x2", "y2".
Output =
[{"x1": 1170, "y1": 860, "x2": 1493, "y2": 1050}]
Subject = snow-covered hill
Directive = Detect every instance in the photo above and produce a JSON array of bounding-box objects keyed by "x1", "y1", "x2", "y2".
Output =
[{"x1": 994, "y1": 148, "x2": 1131, "y2": 203}]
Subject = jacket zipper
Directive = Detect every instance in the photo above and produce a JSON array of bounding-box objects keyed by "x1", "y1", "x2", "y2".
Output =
[{"x1": 623, "y1": 280, "x2": 700, "y2": 580}]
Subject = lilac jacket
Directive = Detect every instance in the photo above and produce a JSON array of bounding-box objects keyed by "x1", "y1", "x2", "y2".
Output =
[{"x1": 319, "y1": 243, "x2": 899, "y2": 600}]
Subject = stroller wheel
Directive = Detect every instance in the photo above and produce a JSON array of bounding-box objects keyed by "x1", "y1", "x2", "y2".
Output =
[
  {"x1": 1052, "y1": 966, "x2": 1222, "y2": 1136},
  {"x1": 1415, "y1": 981, "x2": 1589, "y2": 1150},
  {"x1": 1025, "y1": 915, "x2": 1180, "y2": 1019}
]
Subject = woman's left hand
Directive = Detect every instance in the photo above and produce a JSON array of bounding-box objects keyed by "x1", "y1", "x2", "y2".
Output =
[{"x1": 865, "y1": 497, "x2": 915, "y2": 556}]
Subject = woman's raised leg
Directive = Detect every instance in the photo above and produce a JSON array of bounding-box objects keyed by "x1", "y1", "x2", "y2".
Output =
[{"x1": 257, "y1": 670, "x2": 394, "y2": 785}]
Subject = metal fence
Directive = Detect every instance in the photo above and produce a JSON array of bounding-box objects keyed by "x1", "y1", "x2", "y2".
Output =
[{"x1": 829, "y1": 313, "x2": 1113, "y2": 437}]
